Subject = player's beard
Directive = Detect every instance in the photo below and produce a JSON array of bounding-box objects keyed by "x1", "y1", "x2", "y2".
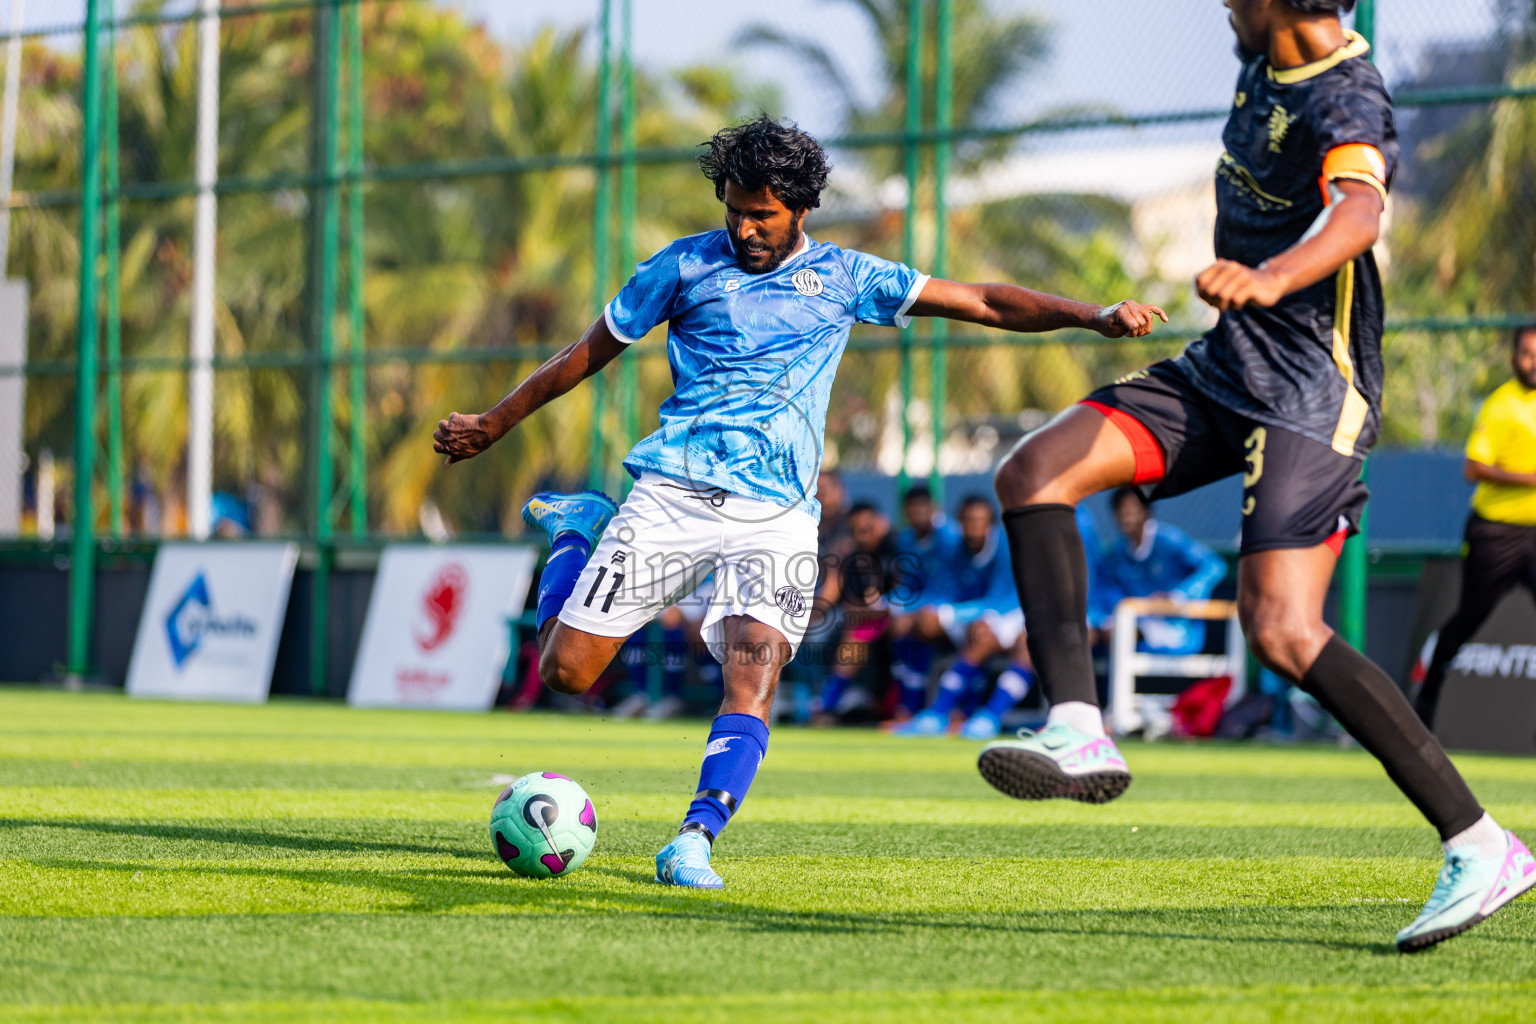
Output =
[
  {"x1": 732, "y1": 228, "x2": 802, "y2": 275},
  {"x1": 1517, "y1": 364, "x2": 1536, "y2": 390}
]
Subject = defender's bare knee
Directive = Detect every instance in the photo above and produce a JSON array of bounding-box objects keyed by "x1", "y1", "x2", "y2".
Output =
[
  {"x1": 1239, "y1": 599, "x2": 1331, "y2": 683},
  {"x1": 994, "y1": 406, "x2": 1137, "y2": 508}
]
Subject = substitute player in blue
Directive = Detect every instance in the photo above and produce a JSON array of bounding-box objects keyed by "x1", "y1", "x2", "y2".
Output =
[
  {"x1": 432, "y1": 116, "x2": 1165, "y2": 889},
  {"x1": 888, "y1": 496, "x2": 1034, "y2": 740},
  {"x1": 981, "y1": 0, "x2": 1534, "y2": 950}
]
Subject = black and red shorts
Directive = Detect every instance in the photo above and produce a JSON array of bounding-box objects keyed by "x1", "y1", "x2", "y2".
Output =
[{"x1": 1082, "y1": 360, "x2": 1368, "y2": 556}]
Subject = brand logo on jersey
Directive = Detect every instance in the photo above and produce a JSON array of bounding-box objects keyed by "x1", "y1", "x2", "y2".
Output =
[
  {"x1": 610, "y1": 551, "x2": 626, "y2": 565},
  {"x1": 1267, "y1": 105, "x2": 1298, "y2": 153},
  {"x1": 775, "y1": 586, "x2": 806, "y2": 617},
  {"x1": 723, "y1": 278, "x2": 742, "y2": 293},
  {"x1": 790, "y1": 268, "x2": 823, "y2": 297},
  {"x1": 1113, "y1": 369, "x2": 1150, "y2": 385},
  {"x1": 1234, "y1": 91, "x2": 1247, "y2": 108}
]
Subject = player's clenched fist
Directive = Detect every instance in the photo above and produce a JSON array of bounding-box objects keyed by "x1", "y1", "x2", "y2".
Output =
[
  {"x1": 1093, "y1": 300, "x2": 1169, "y2": 339},
  {"x1": 433, "y1": 411, "x2": 496, "y2": 466},
  {"x1": 1196, "y1": 260, "x2": 1288, "y2": 312}
]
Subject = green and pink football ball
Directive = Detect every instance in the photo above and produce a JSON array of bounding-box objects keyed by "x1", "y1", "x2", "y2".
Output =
[{"x1": 489, "y1": 772, "x2": 597, "y2": 878}]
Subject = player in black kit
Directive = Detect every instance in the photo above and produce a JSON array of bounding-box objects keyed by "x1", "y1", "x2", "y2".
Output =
[{"x1": 979, "y1": 0, "x2": 1535, "y2": 952}]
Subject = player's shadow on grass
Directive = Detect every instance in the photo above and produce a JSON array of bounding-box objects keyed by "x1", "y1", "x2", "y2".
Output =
[
  {"x1": 22, "y1": 847, "x2": 1427, "y2": 955},
  {"x1": 0, "y1": 818, "x2": 487, "y2": 860}
]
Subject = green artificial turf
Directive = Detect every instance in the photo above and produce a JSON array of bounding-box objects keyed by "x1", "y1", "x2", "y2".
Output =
[{"x1": 1, "y1": 689, "x2": 1533, "y2": 1022}]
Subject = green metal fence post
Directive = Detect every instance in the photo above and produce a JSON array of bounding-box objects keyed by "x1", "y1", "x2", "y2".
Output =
[
  {"x1": 68, "y1": 0, "x2": 105, "y2": 678},
  {"x1": 898, "y1": 0, "x2": 923, "y2": 493},
  {"x1": 346, "y1": 0, "x2": 365, "y2": 538},
  {"x1": 928, "y1": 0, "x2": 952, "y2": 504},
  {"x1": 617, "y1": 0, "x2": 637, "y2": 497},
  {"x1": 587, "y1": 0, "x2": 613, "y2": 492},
  {"x1": 104, "y1": 13, "x2": 123, "y2": 538},
  {"x1": 310, "y1": 0, "x2": 342, "y2": 694},
  {"x1": 1339, "y1": 0, "x2": 1375, "y2": 651}
]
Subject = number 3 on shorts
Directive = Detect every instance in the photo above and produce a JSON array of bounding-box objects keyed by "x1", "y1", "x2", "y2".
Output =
[{"x1": 1242, "y1": 426, "x2": 1267, "y2": 517}]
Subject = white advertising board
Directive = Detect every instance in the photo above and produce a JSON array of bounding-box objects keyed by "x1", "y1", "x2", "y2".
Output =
[
  {"x1": 347, "y1": 544, "x2": 537, "y2": 711},
  {"x1": 127, "y1": 542, "x2": 299, "y2": 702}
]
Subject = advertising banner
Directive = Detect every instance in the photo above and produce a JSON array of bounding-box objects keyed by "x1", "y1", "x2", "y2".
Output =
[
  {"x1": 126, "y1": 542, "x2": 299, "y2": 702},
  {"x1": 1433, "y1": 590, "x2": 1536, "y2": 757},
  {"x1": 347, "y1": 545, "x2": 537, "y2": 711}
]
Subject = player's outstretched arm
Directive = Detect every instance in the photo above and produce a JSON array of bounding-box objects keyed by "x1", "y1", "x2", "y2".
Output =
[
  {"x1": 1197, "y1": 178, "x2": 1384, "y2": 312},
  {"x1": 432, "y1": 315, "x2": 627, "y2": 466},
  {"x1": 905, "y1": 278, "x2": 1167, "y2": 338}
]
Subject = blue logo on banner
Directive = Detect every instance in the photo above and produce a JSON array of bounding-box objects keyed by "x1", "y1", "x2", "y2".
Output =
[{"x1": 164, "y1": 571, "x2": 257, "y2": 668}]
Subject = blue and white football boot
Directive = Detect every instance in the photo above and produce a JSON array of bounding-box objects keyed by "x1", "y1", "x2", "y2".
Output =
[
  {"x1": 958, "y1": 709, "x2": 1002, "y2": 741},
  {"x1": 977, "y1": 722, "x2": 1132, "y2": 804},
  {"x1": 1396, "y1": 829, "x2": 1536, "y2": 953},
  {"x1": 521, "y1": 490, "x2": 619, "y2": 549},
  {"x1": 887, "y1": 708, "x2": 951, "y2": 737},
  {"x1": 655, "y1": 830, "x2": 724, "y2": 890}
]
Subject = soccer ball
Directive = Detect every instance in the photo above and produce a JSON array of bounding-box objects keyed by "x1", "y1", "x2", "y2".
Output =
[{"x1": 489, "y1": 772, "x2": 598, "y2": 878}]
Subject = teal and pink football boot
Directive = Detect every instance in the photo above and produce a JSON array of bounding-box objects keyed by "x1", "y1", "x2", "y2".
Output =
[
  {"x1": 977, "y1": 721, "x2": 1132, "y2": 804},
  {"x1": 1396, "y1": 828, "x2": 1536, "y2": 952},
  {"x1": 521, "y1": 490, "x2": 619, "y2": 548}
]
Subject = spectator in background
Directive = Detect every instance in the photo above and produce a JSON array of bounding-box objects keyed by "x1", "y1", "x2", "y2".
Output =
[
  {"x1": 887, "y1": 484, "x2": 960, "y2": 719},
  {"x1": 210, "y1": 491, "x2": 251, "y2": 539},
  {"x1": 1092, "y1": 487, "x2": 1227, "y2": 655},
  {"x1": 889, "y1": 495, "x2": 1036, "y2": 740},
  {"x1": 1415, "y1": 325, "x2": 1536, "y2": 727},
  {"x1": 815, "y1": 501, "x2": 899, "y2": 722}
]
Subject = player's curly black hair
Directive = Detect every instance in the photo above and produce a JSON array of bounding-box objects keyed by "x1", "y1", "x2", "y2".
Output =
[
  {"x1": 697, "y1": 115, "x2": 831, "y2": 212},
  {"x1": 1282, "y1": 0, "x2": 1357, "y2": 13}
]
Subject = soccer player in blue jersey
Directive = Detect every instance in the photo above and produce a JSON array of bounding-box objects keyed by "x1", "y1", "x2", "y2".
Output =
[
  {"x1": 432, "y1": 115, "x2": 1165, "y2": 889},
  {"x1": 980, "y1": 0, "x2": 1534, "y2": 950}
]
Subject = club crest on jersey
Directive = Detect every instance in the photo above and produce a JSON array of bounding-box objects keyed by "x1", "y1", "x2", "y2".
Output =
[
  {"x1": 1267, "y1": 105, "x2": 1298, "y2": 153},
  {"x1": 790, "y1": 268, "x2": 823, "y2": 297}
]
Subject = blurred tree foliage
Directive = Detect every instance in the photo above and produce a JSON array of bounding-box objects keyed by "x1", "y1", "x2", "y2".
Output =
[{"x1": 10, "y1": 2, "x2": 767, "y2": 536}]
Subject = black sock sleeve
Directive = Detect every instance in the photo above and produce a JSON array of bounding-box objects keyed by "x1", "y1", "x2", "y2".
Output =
[
  {"x1": 1300, "y1": 633, "x2": 1484, "y2": 840},
  {"x1": 1002, "y1": 503, "x2": 1098, "y2": 708}
]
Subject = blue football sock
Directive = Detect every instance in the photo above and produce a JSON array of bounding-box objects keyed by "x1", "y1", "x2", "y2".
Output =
[
  {"x1": 893, "y1": 642, "x2": 932, "y2": 714},
  {"x1": 535, "y1": 533, "x2": 590, "y2": 632},
  {"x1": 983, "y1": 663, "x2": 1036, "y2": 718},
  {"x1": 929, "y1": 659, "x2": 982, "y2": 718},
  {"x1": 683, "y1": 713, "x2": 770, "y2": 840},
  {"x1": 662, "y1": 627, "x2": 687, "y2": 699},
  {"x1": 819, "y1": 673, "x2": 852, "y2": 715}
]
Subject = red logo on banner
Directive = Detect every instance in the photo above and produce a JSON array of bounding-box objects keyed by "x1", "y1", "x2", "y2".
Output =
[{"x1": 414, "y1": 563, "x2": 468, "y2": 653}]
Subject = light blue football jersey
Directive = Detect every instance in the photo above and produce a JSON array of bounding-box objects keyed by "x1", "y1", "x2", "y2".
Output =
[{"x1": 605, "y1": 230, "x2": 927, "y2": 519}]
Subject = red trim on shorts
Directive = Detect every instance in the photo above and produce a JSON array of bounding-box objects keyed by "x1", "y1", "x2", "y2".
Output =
[
  {"x1": 1324, "y1": 529, "x2": 1347, "y2": 557},
  {"x1": 1081, "y1": 400, "x2": 1165, "y2": 485}
]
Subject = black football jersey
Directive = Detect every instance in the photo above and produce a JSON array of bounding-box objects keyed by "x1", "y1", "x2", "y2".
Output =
[{"x1": 1174, "y1": 32, "x2": 1398, "y2": 458}]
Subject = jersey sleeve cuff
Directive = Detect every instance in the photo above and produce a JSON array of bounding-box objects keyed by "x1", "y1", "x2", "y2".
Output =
[
  {"x1": 1326, "y1": 171, "x2": 1388, "y2": 203},
  {"x1": 603, "y1": 301, "x2": 645, "y2": 345},
  {"x1": 893, "y1": 273, "x2": 931, "y2": 329}
]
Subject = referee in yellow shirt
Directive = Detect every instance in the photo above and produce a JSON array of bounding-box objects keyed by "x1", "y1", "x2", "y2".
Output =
[{"x1": 1416, "y1": 324, "x2": 1536, "y2": 726}]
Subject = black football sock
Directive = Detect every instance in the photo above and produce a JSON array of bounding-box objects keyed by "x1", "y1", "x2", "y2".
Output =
[
  {"x1": 1299, "y1": 634, "x2": 1484, "y2": 840},
  {"x1": 1002, "y1": 503, "x2": 1098, "y2": 708}
]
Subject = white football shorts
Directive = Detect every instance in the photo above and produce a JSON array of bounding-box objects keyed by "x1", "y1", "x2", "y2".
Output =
[{"x1": 557, "y1": 472, "x2": 821, "y2": 659}]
